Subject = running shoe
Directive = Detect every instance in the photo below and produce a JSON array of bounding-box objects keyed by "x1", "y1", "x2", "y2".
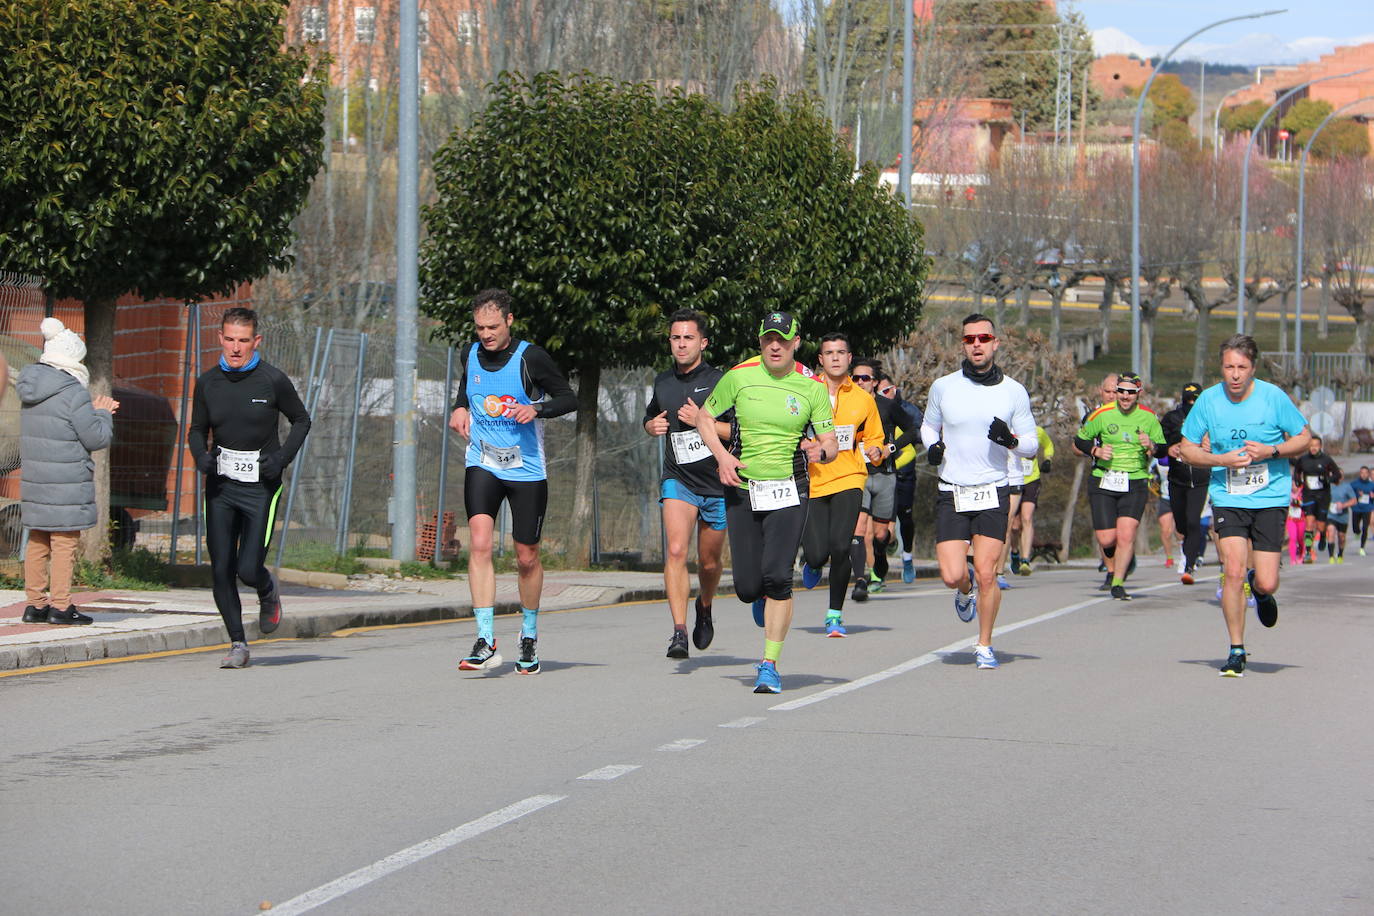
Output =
[
  {"x1": 692, "y1": 597, "x2": 714, "y2": 650},
  {"x1": 1338, "y1": 555, "x2": 1345, "y2": 564},
  {"x1": 753, "y1": 661, "x2": 781, "y2": 694},
  {"x1": 258, "y1": 574, "x2": 282, "y2": 635},
  {"x1": 869, "y1": 572, "x2": 886, "y2": 594},
  {"x1": 996, "y1": 574, "x2": 1009, "y2": 590},
  {"x1": 902, "y1": 557, "x2": 915, "y2": 583},
  {"x1": 752, "y1": 598, "x2": 766, "y2": 627},
  {"x1": 851, "y1": 577, "x2": 869, "y2": 603},
  {"x1": 1098, "y1": 572, "x2": 1112, "y2": 591},
  {"x1": 1244, "y1": 581, "x2": 1256, "y2": 610},
  {"x1": 1318, "y1": 537, "x2": 1328, "y2": 552},
  {"x1": 666, "y1": 630, "x2": 689, "y2": 659},
  {"x1": 1018, "y1": 561, "x2": 1033, "y2": 577},
  {"x1": 1361, "y1": 548, "x2": 1367, "y2": 557},
  {"x1": 458, "y1": 637, "x2": 502, "y2": 671},
  {"x1": 220, "y1": 641, "x2": 250, "y2": 669},
  {"x1": 1328, "y1": 555, "x2": 1337, "y2": 564},
  {"x1": 954, "y1": 588, "x2": 977, "y2": 623},
  {"x1": 1126, "y1": 555, "x2": 1137, "y2": 578},
  {"x1": 516, "y1": 636, "x2": 541, "y2": 674},
  {"x1": 801, "y1": 563, "x2": 822, "y2": 590},
  {"x1": 973, "y1": 644, "x2": 999, "y2": 669},
  {"x1": 1304, "y1": 550, "x2": 1314, "y2": 564},
  {"x1": 1110, "y1": 584, "x2": 1131, "y2": 601},
  {"x1": 1164, "y1": 557, "x2": 1175, "y2": 568},
  {"x1": 1181, "y1": 566, "x2": 1196, "y2": 586},
  {"x1": 45, "y1": 605, "x2": 93, "y2": 625},
  {"x1": 1248, "y1": 570, "x2": 1278, "y2": 628},
  {"x1": 1009, "y1": 554, "x2": 1021, "y2": 575},
  {"x1": 21, "y1": 604, "x2": 50, "y2": 623},
  {"x1": 1218, "y1": 649, "x2": 1246, "y2": 677},
  {"x1": 825, "y1": 615, "x2": 846, "y2": 638}
]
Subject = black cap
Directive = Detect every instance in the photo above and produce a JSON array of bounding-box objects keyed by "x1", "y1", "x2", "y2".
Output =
[
  {"x1": 758, "y1": 311, "x2": 799, "y2": 340},
  {"x1": 1117, "y1": 372, "x2": 1142, "y2": 390},
  {"x1": 1182, "y1": 382, "x2": 1202, "y2": 401}
]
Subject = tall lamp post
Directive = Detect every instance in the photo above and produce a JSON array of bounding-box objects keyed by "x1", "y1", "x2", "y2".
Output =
[
  {"x1": 1212, "y1": 84, "x2": 1251, "y2": 159},
  {"x1": 1131, "y1": 10, "x2": 1284, "y2": 377},
  {"x1": 1292, "y1": 94, "x2": 1374, "y2": 378},
  {"x1": 1236, "y1": 67, "x2": 1369, "y2": 331},
  {"x1": 899, "y1": 0, "x2": 913, "y2": 206},
  {"x1": 391, "y1": 0, "x2": 419, "y2": 560}
]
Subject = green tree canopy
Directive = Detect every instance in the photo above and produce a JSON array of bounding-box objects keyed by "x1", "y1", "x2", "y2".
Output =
[
  {"x1": 1221, "y1": 99, "x2": 1268, "y2": 133},
  {"x1": 1310, "y1": 119, "x2": 1372, "y2": 159},
  {"x1": 1280, "y1": 97, "x2": 1334, "y2": 141},
  {"x1": 421, "y1": 72, "x2": 927, "y2": 560}
]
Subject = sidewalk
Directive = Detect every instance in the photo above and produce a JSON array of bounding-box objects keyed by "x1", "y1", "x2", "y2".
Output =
[{"x1": 0, "y1": 568, "x2": 692, "y2": 672}]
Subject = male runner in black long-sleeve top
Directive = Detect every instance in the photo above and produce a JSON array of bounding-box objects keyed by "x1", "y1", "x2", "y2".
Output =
[{"x1": 189, "y1": 307, "x2": 311, "y2": 669}]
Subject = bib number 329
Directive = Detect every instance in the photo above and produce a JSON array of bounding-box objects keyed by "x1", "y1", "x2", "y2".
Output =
[{"x1": 217, "y1": 447, "x2": 260, "y2": 483}]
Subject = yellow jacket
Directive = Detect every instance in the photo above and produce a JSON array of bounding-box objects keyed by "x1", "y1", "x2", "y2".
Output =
[{"x1": 808, "y1": 377, "x2": 884, "y2": 498}]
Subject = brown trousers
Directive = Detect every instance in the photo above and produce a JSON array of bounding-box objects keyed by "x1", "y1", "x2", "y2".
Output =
[{"x1": 24, "y1": 530, "x2": 80, "y2": 609}]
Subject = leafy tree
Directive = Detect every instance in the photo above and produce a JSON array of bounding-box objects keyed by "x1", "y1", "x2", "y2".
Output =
[
  {"x1": 1144, "y1": 73, "x2": 1195, "y2": 128},
  {"x1": 1157, "y1": 118, "x2": 1195, "y2": 151},
  {"x1": 0, "y1": 0, "x2": 327, "y2": 559},
  {"x1": 1221, "y1": 99, "x2": 1268, "y2": 133},
  {"x1": 1280, "y1": 98, "x2": 1334, "y2": 145},
  {"x1": 421, "y1": 72, "x2": 927, "y2": 563},
  {"x1": 1310, "y1": 119, "x2": 1371, "y2": 160}
]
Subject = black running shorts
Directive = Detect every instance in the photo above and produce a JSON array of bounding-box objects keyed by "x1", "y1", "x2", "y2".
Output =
[
  {"x1": 934, "y1": 486, "x2": 1010, "y2": 543},
  {"x1": 464, "y1": 466, "x2": 549, "y2": 545},
  {"x1": 1020, "y1": 479, "x2": 1041, "y2": 506},
  {"x1": 1089, "y1": 476, "x2": 1149, "y2": 530},
  {"x1": 1211, "y1": 504, "x2": 1286, "y2": 552}
]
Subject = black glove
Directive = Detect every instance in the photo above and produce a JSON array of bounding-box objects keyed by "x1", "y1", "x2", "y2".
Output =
[
  {"x1": 195, "y1": 446, "x2": 220, "y2": 476},
  {"x1": 259, "y1": 450, "x2": 285, "y2": 479},
  {"x1": 926, "y1": 441, "x2": 945, "y2": 466},
  {"x1": 987, "y1": 417, "x2": 1018, "y2": 449},
  {"x1": 1040, "y1": 458, "x2": 1052, "y2": 474}
]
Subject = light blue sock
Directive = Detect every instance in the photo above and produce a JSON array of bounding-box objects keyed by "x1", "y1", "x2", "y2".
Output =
[
  {"x1": 474, "y1": 607, "x2": 494, "y2": 642},
  {"x1": 521, "y1": 606, "x2": 539, "y2": 639}
]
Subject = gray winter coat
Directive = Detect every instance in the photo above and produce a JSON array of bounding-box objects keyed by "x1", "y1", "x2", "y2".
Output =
[{"x1": 17, "y1": 363, "x2": 113, "y2": 531}]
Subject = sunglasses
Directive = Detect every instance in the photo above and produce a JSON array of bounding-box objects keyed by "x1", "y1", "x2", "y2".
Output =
[
  {"x1": 851, "y1": 374, "x2": 874, "y2": 382},
  {"x1": 1116, "y1": 387, "x2": 1140, "y2": 395},
  {"x1": 962, "y1": 333, "x2": 996, "y2": 344}
]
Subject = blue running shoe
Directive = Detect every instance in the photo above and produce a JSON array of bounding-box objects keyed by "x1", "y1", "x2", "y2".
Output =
[
  {"x1": 825, "y1": 615, "x2": 846, "y2": 638},
  {"x1": 974, "y1": 644, "x2": 999, "y2": 669},
  {"x1": 996, "y1": 574, "x2": 1010, "y2": 590},
  {"x1": 902, "y1": 557, "x2": 915, "y2": 584},
  {"x1": 752, "y1": 597, "x2": 766, "y2": 627},
  {"x1": 801, "y1": 564, "x2": 822, "y2": 590},
  {"x1": 954, "y1": 588, "x2": 977, "y2": 623},
  {"x1": 753, "y1": 661, "x2": 781, "y2": 693}
]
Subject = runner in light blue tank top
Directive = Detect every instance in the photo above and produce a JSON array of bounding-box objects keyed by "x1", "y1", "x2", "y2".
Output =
[{"x1": 464, "y1": 340, "x2": 547, "y2": 482}]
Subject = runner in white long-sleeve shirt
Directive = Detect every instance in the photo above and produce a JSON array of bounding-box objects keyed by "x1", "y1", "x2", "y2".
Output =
[{"x1": 920, "y1": 314, "x2": 1038, "y2": 669}]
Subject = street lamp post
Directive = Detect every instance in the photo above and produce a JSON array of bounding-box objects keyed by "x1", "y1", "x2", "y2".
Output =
[
  {"x1": 898, "y1": 0, "x2": 913, "y2": 207},
  {"x1": 1293, "y1": 94, "x2": 1374, "y2": 380},
  {"x1": 1213, "y1": 84, "x2": 1251, "y2": 159},
  {"x1": 1236, "y1": 67, "x2": 1369, "y2": 332},
  {"x1": 1131, "y1": 10, "x2": 1284, "y2": 377}
]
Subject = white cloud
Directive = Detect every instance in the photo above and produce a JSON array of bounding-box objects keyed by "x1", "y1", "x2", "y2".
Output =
[{"x1": 1091, "y1": 28, "x2": 1374, "y2": 67}]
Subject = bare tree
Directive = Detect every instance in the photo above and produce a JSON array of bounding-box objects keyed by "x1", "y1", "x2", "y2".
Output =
[{"x1": 1311, "y1": 156, "x2": 1374, "y2": 355}]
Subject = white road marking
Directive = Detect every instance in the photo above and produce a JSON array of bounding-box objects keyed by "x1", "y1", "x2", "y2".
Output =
[
  {"x1": 577, "y1": 764, "x2": 641, "y2": 780},
  {"x1": 770, "y1": 582, "x2": 1177, "y2": 712},
  {"x1": 657, "y1": 738, "x2": 706, "y2": 752},
  {"x1": 266, "y1": 794, "x2": 565, "y2": 915},
  {"x1": 719, "y1": 716, "x2": 765, "y2": 729}
]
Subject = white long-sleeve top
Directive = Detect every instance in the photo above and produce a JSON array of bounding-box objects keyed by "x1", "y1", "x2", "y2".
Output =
[{"x1": 920, "y1": 369, "x2": 1038, "y2": 488}]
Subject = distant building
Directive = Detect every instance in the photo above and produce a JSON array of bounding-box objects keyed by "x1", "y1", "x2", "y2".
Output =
[
  {"x1": 1225, "y1": 42, "x2": 1374, "y2": 152},
  {"x1": 912, "y1": 98, "x2": 1015, "y2": 171},
  {"x1": 1091, "y1": 54, "x2": 1153, "y2": 100}
]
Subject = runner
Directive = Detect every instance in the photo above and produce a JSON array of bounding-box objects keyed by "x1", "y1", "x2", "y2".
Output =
[
  {"x1": 1079, "y1": 372, "x2": 1119, "y2": 578},
  {"x1": 877, "y1": 370, "x2": 923, "y2": 583},
  {"x1": 1161, "y1": 382, "x2": 1210, "y2": 584},
  {"x1": 1179, "y1": 334, "x2": 1310, "y2": 677},
  {"x1": 696, "y1": 311, "x2": 836, "y2": 693},
  {"x1": 1285, "y1": 480, "x2": 1306, "y2": 566},
  {"x1": 1294, "y1": 436, "x2": 1340, "y2": 563},
  {"x1": 1324, "y1": 470, "x2": 1355, "y2": 563},
  {"x1": 448, "y1": 289, "x2": 578, "y2": 675},
  {"x1": 849, "y1": 359, "x2": 918, "y2": 599},
  {"x1": 920, "y1": 314, "x2": 1037, "y2": 669},
  {"x1": 643, "y1": 309, "x2": 727, "y2": 658},
  {"x1": 1010, "y1": 425, "x2": 1054, "y2": 576},
  {"x1": 996, "y1": 447, "x2": 1024, "y2": 589},
  {"x1": 1351, "y1": 466, "x2": 1374, "y2": 556},
  {"x1": 1152, "y1": 458, "x2": 1179, "y2": 568},
  {"x1": 1074, "y1": 372, "x2": 1163, "y2": 600},
  {"x1": 797, "y1": 336, "x2": 883, "y2": 635},
  {"x1": 189, "y1": 307, "x2": 311, "y2": 669}
]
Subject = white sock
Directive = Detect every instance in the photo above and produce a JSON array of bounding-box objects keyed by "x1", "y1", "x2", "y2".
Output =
[{"x1": 902, "y1": 552, "x2": 912, "y2": 561}]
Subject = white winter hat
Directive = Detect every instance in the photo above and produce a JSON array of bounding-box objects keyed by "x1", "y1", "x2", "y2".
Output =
[{"x1": 39, "y1": 317, "x2": 90, "y2": 387}]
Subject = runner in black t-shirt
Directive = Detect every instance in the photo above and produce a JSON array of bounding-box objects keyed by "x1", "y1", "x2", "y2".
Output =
[
  {"x1": 189, "y1": 307, "x2": 311, "y2": 669},
  {"x1": 643, "y1": 310, "x2": 727, "y2": 659},
  {"x1": 1293, "y1": 435, "x2": 1340, "y2": 562}
]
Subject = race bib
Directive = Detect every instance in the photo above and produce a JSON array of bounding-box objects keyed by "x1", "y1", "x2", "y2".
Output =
[
  {"x1": 1288, "y1": 504, "x2": 1302, "y2": 520},
  {"x1": 748, "y1": 477, "x2": 800, "y2": 511},
  {"x1": 953, "y1": 482, "x2": 997, "y2": 513},
  {"x1": 1306, "y1": 474, "x2": 1323, "y2": 490},
  {"x1": 1159, "y1": 478, "x2": 1171, "y2": 502},
  {"x1": 1101, "y1": 470, "x2": 1129, "y2": 493},
  {"x1": 1227, "y1": 463, "x2": 1269, "y2": 496},
  {"x1": 670, "y1": 429, "x2": 709, "y2": 465},
  {"x1": 480, "y1": 440, "x2": 522, "y2": 472},
  {"x1": 217, "y1": 447, "x2": 260, "y2": 483},
  {"x1": 834, "y1": 424, "x2": 855, "y2": 452},
  {"x1": 1020, "y1": 457, "x2": 1035, "y2": 476},
  {"x1": 1360, "y1": 493, "x2": 1370, "y2": 505}
]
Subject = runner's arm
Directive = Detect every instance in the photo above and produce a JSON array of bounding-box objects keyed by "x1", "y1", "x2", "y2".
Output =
[
  {"x1": 272, "y1": 371, "x2": 313, "y2": 466},
  {"x1": 1009, "y1": 392, "x2": 1038, "y2": 458},
  {"x1": 523, "y1": 347, "x2": 578, "y2": 418}
]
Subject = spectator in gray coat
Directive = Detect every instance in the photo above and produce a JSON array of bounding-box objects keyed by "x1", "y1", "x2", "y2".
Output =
[{"x1": 18, "y1": 317, "x2": 119, "y2": 625}]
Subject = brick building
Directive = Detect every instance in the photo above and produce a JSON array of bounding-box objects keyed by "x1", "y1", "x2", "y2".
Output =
[{"x1": 1226, "y1": 42, "x2": 1374, "y2": 151}]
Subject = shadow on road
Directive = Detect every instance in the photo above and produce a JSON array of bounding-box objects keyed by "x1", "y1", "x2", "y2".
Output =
[
  {"x1": 249, "y1": 653, "x2": 349, "y2": 667},
  {"x1": 1178, "y1": 658, "x2": 1302, "y2": 674},
  {"x1": 791, "y1": 624, "x2": 894, "y2": 635},
  {"x1": 937, "y1": 649, "x2": 1042, "y2": 667}
]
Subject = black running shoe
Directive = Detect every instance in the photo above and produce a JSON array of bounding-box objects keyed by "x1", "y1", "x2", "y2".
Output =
[
  {"x1": 1126, "y1": 555, "x2": 1137, "y2": 578},
  {"x1": 46, "y1": 605, "x2": 93, "y2": 625},
  {"x1": 851, "y1": 577, "x2": 869, "y2": 603},
  {"x1": 1248, "y1": 570, "x2": 1278, "y2": 628},
  {"x1": 258, "y1": 574, "x2": 282, "y2": 635},
  {"x1": 1098, "y1": 572, "x2": 1112, "y2": 591},
  {"x1": 515, "y1": 636, "x2": 540, "y2": 675},
  {"x1": 22, "y1": 605, "x2": 50, "y2": 623},
  {"x1": 458, "y1": 638, "x2": 502, "y2": 671},
  {"x1": 1219, "y1": 649, "x2": 1246, "y2": 677},
  {"x1": 666, "y1": 630, "x2": 689, "y2": 659},
  {"x1": 692, "y1": 597, "x2": 714, "y2": 650},
  {"x1": 1110, "y1": 584, "x2": 1131, "y2": 601}
]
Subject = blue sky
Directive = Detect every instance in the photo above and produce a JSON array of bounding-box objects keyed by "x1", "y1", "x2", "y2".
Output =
[{"x1": 1075, "y1": 1, "x2": 1371, "y2": 64}]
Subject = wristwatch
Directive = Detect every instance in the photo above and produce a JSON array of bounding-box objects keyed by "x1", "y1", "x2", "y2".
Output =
[{"x1": 1270, "y1": 445, "x2": 1280, "y2": 459}]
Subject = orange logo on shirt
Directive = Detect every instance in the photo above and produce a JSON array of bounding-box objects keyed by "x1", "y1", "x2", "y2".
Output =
[{"x1": 483, "y1": 394, "x2": 518, "y2": 417}]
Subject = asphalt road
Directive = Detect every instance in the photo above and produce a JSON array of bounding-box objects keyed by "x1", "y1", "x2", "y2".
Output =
[{"x1": 3, "y1": 558, "x2": 1371, "y2": 915}]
